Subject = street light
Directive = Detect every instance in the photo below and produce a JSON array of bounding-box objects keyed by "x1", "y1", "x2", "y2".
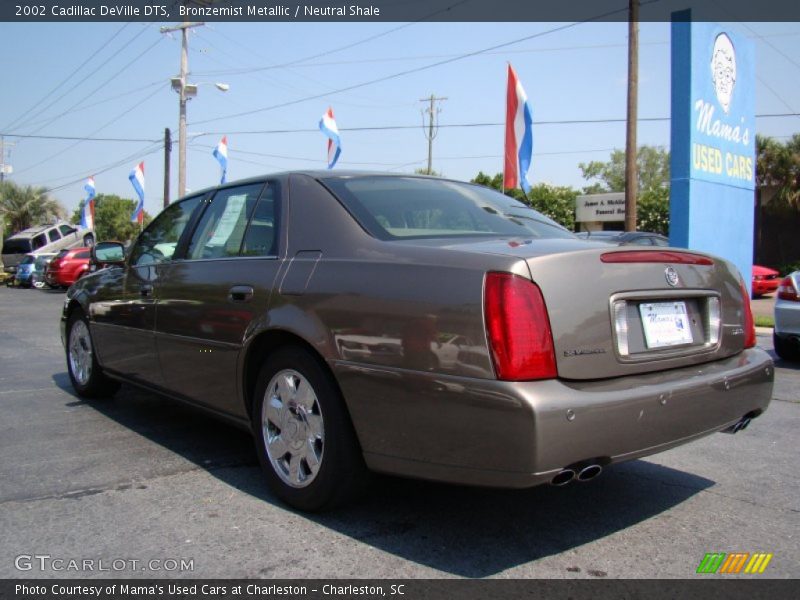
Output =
[
  {"x1": 169, "y1": 72, "x2": 229, "y2": 199},
  {"x1": 161, "y1": 22, "x2": 229, "y2": 200}
]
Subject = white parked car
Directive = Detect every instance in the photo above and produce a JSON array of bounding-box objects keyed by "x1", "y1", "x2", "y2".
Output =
[
  {"x1": 2, "y1": 221, "x2": 94, "y2": 277},
  {"x1": 774, "y1": 272, "x2": 800, "y2": 361}
]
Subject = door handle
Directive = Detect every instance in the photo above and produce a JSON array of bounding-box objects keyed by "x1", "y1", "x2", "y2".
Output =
[
  {"x1": 229, "y1": 285, "x2": 254, "y2": 302},
  {"x1": 140, "y1": 284, "x2": 153, "y2": 297}
]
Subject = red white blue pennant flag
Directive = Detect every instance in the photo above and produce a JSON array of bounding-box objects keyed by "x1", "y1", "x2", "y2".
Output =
[
  {"x1": 81, "y1": 176, "x2": 96, "y2": 230},
  {"x1": 129, "y1": 162, "x2": 145, "y2": 224},
  {"x1": 504, "y1": 64, "x2": 533, "y2": 193},
  {"x1": 213, "y1": 136, "x2": 228, "y2": 184},
  {"x1": 319, "y1": 107, "x2": 342, "y2": 169}
]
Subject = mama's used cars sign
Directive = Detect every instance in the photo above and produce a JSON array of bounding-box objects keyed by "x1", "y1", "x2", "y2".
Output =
[
  {"x1": 670, "y1": 13, "x2": 756, "y2": 294},
  {"x1": 690, "y1": 28, "x2": 755, "y2": 188}
]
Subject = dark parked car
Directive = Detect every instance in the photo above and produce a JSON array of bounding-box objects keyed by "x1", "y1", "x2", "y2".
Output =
[{"x1": 62, "y1": 173, "x2": 773, "y2": 511}]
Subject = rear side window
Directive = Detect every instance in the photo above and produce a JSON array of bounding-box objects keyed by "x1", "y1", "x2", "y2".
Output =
[
  {"x1": 241, "y1": 186, "x2": 277, "y2": 257},
  {"x1": 2, "y1": 239, "x2": 32, "y2": 254},
  {"x1": 47, "y1": 229, "x2": 61, "y2": 243},
  {"x1": 323, "y1": 176, "x2": 574, "y2": 241},
  {"x1": 32, "y1": 234, "x2": 47, "y2": 250},
  {"x1": 55, "y1": 250, "x2": 69, "y2": 259},
  {"x1": 187, "y1": 183, "x2": 267, "y2": 260},
  {"x1": 76, "y1": 251, "x2": 91, "y2": 259}
]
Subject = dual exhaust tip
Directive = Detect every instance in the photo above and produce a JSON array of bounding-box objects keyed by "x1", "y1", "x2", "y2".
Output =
[
  {"x1": 722, "y1": 414, "x2": 756, "y2": 434},
  {"x1": 551, "y1": 463, "x2": 603, "y2": 486}
]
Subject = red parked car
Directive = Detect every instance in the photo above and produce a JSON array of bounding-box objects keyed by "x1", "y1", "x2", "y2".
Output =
[
  {"x1": 45, "y1": 247, "x2": 92, "y2": 288},
  {"x1": 752, "y1": 265, "x2": 781, "y2": 297}
]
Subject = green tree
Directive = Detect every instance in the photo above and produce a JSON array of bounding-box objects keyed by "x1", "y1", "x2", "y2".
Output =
[
  {"x1": 756, "y1": 134, "x2": 800, "y2": 208},
  {"x1": 470, "y1": 172, "x2": 577, "y2": 230},
  {"x1": 0, "y1": 181, "x2": 65, "y2": 235},
  {"x1": 637, "y1": 187, "x2": 670, "y2": 235},
  {"x1": 579, "y1": 146, "x2": 671, "y2": 234},
  {"x1": 579, "y1": 145, "x2": 670, "y2": 193},
  {"x1": 71, "y1": 194, "x2": 152, "y2": 243},
  {"x1": 414, "y1": 167, "x2": 441, "y2": 176}
]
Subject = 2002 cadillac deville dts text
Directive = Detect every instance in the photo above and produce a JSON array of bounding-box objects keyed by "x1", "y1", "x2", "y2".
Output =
[{"x1": 61, "y1": 173, "x2": 773, "y2": 510}]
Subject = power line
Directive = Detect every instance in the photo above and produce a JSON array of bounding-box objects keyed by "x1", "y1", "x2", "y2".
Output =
[
  {"x1": 14, "y1": 85, "x2": 166, "y2": 177},
  {"x1": 16, "y1": 80, "x2": 164, "y2": 131},
  {"x1": 0, "y1": 133, "x2": 159, "y2": 142},
  {"x1": 190, "y1": 5, "x2": 637, "y2": 127},
  {"x1": 200, "y1": 0, "x2": 469, "y2": 78},
  {"x1": 22, "y1": 33, "x2": 164, "y2": 138},
  {"x1": 1, "y1": 22, "x2": 132, "y2": 133},
  {"x1": 45, "y1": 141, "x2": 164, "y2": 191}
]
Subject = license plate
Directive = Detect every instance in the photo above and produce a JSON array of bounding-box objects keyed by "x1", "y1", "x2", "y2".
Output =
[{"x1": 639, "y1": 301, "x2": 693, "y2": 348}]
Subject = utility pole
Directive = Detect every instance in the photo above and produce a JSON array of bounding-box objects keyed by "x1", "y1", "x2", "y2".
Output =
[
  {"x1": 0, "y1": 137, "x2": 15, "y2": 183},
  {"x1": 419, "y1": 94, "x2": 447, "y2": 175},
  {"x1": 163, "y1": 128, "x2": 171, "y2": 208},
  {"x1": 160, "y1": 21, "x2": 203, "y2": 199},
  {"x1": 624, "y1": 0, "x2": 639, "y2": 232}
]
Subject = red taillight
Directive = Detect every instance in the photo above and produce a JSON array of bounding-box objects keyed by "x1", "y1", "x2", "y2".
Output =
[
  {"x1": 739, "y1": 281, "x2": 756, "y2": 349},
  {"x1": 777, "y1": 276, "x2": 799, "y2": 301},
  {"x1": 600, "y1": 251, "x2": 713, "y2": 265},
  {"x1": 484, "y1": 273, "x2": 557, "y2": 381}
]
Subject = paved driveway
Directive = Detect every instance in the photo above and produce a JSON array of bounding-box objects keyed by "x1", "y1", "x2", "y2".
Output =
[{"x1": 0, "y1": 286, "x2": 797, "y2": 579}]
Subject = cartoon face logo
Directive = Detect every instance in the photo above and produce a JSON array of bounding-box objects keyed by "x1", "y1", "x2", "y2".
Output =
[
  {"x1": 711, "y1": 33, "x2": 736, "y2": 114},
  {"x1": 665, "y1": 267, "x2": 680, "y2": 287}
]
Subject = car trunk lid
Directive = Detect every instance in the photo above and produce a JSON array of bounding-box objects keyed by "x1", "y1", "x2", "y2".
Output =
[{"x1": 520, "y1": 245, "x2": 748, "y2": 380}]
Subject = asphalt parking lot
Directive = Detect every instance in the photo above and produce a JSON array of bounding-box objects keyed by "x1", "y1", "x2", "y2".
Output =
[{"x1": 0, "y1": 285, "x2": 798, "y2": 579}]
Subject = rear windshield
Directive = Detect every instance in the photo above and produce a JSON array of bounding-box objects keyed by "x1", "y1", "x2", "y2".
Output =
[
  {"x1": 2, "y1": 239, "x2": 32, "y2": 254},
  {"x1": 322, "y1": 176, "x2": 575, "y2": 241}
]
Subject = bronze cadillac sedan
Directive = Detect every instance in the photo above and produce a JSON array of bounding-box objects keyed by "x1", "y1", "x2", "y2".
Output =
[{"x1": 61, "y1": 172, "x2": 774, "y2": 511}]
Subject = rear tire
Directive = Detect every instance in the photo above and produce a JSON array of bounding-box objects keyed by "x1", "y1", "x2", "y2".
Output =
[
  {"x1": 83, "y1": 234, "x2": 95, "y2": 247},
  {"x1": 66, "y1": 310, "x2": 120, "y2": 398},
  {"x1": 774, "y1": 332, "x2": 800, "y2": 362},
  {"x1": 252, "y1": 346, "x2": 367, "y2": 511}
]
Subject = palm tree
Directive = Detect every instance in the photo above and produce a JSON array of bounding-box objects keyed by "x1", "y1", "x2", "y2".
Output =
[{"x1": 0, "y1": 181, "x2": 65, "y2": 236}]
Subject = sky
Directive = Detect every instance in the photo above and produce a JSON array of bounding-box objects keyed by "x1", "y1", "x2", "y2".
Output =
[{"x1": 1, "y1": 15, "x2": 799, "y2": 218}]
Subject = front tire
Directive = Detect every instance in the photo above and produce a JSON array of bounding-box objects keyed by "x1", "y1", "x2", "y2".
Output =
[
  {"x1": 66, "y1": 310, "x2": 120, "y2": 398},
  {"x1": 252, "y1": 346, "x2": 367, "y2": 511}
]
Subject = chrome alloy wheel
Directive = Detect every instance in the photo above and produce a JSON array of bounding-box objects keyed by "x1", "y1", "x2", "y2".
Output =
[
  {"x1": 68, "y1": 320, "x2": 93, "y2": 386},
  {"x1": 261, "y1": 369, "x2": 325, "y2": 488}
]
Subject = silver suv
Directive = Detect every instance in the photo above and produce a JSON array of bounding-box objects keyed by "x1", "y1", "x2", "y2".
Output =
[{"x1": 2, "y1": 221, "x2": 94, "y2": 275}]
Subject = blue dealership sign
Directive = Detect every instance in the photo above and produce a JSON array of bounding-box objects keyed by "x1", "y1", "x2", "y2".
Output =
[{"x1": 670, "y1": 12, "x2": 756, "y2": 294}]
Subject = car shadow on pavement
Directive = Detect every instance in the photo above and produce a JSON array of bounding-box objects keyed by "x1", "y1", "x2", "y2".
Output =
[{"x1": 53, "y1": 372, "x2": 715, "y2": 578}]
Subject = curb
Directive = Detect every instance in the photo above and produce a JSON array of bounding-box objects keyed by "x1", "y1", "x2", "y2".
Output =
[{"x1": 755, "y1": 326, "x2": 773, "y2": 335}]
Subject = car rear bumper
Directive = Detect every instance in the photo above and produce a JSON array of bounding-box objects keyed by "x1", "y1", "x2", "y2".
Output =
[
  {"x1": 333, "y1": 347, "x2": 774, "y2": 488},
  {"x1": 775, "y1": 299, "x2": 800, "y2": 337},
  {"x1": 753, "y1": 280, "x2": 779, "y2": 295}
]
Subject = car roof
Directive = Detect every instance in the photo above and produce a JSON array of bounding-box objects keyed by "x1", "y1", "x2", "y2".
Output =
[
  {"x1": 6, "y1": 220, "x2": 71, "y2": 239},
  {"x1": 173, "y1": 171, "x2": 481, "y2": 200}
]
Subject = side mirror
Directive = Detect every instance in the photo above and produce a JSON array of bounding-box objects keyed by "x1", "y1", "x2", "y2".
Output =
[{"x1": 91, "y1": 241, "x2": 126, "y2": 269}]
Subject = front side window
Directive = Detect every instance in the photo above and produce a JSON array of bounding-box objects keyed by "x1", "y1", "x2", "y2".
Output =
[
  {"x1": 186, "y1": 183, "x2": 267, "y2": 260},
  {"x1": 59, "y1": 225, "x2": 76, "y2": 236},
  {"x1": 31, "y1": 234, "x2": 47, "y2": 250},
  {"x1": 130, "y1": 195, "x2": 203, "y2": 267},
  {"x1": 322, "y1": 176, "x2": 575, "y2": 241}
]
